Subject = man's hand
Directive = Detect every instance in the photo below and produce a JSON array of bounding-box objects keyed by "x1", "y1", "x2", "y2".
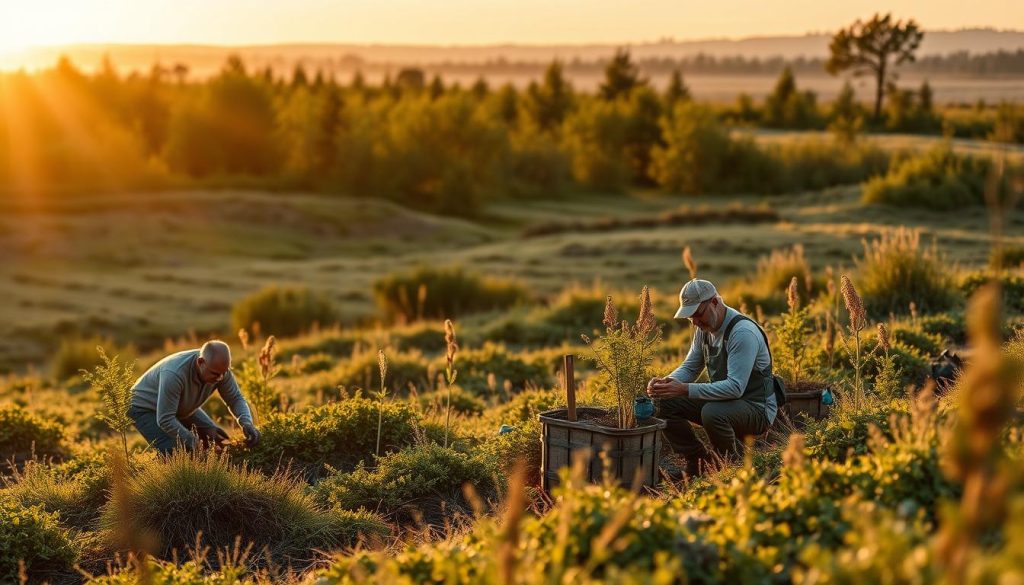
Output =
[
  {"x1": 646, "y1": 377, "x2": 688, "y2": 400},
  {"x1": 242, "y1": 423, "x2": 261, "y2": 448}
]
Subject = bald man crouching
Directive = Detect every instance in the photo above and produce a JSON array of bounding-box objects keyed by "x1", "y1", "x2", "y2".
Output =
[{"x1": 128, "y1": 340, "x2": 261, "y2": 455}]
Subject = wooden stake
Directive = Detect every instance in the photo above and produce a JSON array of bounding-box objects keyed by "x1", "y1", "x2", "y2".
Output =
[{"x1": 564, "y1": 354, "x2": 576, "y2": 421}]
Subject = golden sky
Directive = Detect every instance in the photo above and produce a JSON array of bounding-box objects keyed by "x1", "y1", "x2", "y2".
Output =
[{"x1": 1, "y1": 0, "x2": 1022, "y2": 53}]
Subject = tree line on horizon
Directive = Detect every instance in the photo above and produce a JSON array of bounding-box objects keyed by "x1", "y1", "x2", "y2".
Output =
[{"x1": 0, "y1": 14, "x2": 1020, "y2": 216}]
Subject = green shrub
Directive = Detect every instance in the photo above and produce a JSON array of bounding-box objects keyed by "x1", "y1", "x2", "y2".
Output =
[
  {"x1": 0, "y1": 498, "x2": 79, "y2": 583},
  {"x1": 51, "y1": 337, "x2": 133, "y2": 382},
  {"x1": 726, "y1": 244, "x2": 813, "y2": 314},
  {"x1": 330, "y1": 349, "x2": 430, "y2": 396},
  {"x1": 4, "y1": 454, "x2": 109, "y2": 530},
  {"x1": 475, "y1": 418, "x2": 544, "y2": 486},
  {"x1": 89, "y1": 558, "x2": 258, "y2": 585},
  {"x1": 0, "y1": 404, "x2": 68, "y2": 465},
  {"x1": 373, "y1": 265, "x2": 529, "y2": 322},
  {"x1": 242, "y1": 397, "x2": 420, "y2": 478},
  {"x1": 231, "y1": 284, "x2": 338, "y2": 337},
  {"x1": 855, "y1": 228, "x2": 959, "y2": 317},
  {"x1": 991, "y1": 245, "x2": 1024, "y2": 270},
  {"x1": 764, "y1": 139, "x2": 889, "y2": 192},
  {"x1": 803, "y1": 398, "x2": 912, "y2": 461},
  {"x1": 315, "y1": 443, "x2": 497, "y2": 523},
  {"x1": 415, "y1": 386, "x2": 486, "y2": 415},
  {"x1": 100, "y1": 450, "x2": 388, "y2": 566},
  {"x1": 537, "y1": 284, "x2": 642, "y2": 332},
  {"x1": 919, "y1": 312, "x2": 966, "y2": 344},
  {"x1": 861, "y1": 144, "x2": 992, "y2": 210},
  {"x1": 961, "y1": 270, "x2": 1024, "y2": 314},
  {"x1": 450, "y1": 343, "x2": 553, "y2": 396},
  {"x1": 891, "y1": 323, "x2": 945, "y2": 357}
]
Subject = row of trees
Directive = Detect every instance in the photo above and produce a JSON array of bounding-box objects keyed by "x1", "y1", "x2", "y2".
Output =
[{"x1": 0, "y1": 14, "x2": 1018, "y2": 215}]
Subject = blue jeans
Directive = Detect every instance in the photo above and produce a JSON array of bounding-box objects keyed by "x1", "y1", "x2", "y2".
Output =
[{"x1": 128, "y1": 405, "x2": 226, "y2": 455}]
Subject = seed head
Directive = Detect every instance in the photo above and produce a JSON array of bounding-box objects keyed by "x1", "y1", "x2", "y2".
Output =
[
  {"x1": 238, "y1": 329, "x2": 250, "y2": 352},
  {"x1": 377, "y1": 348, "x2": 388, "y2": 386},
  {"x1": 787, "y1": 276, "x2": 800, "y2": 312},
  {"x1": 258, "y1": 335, "x2": 277, "y2": 377},
  {"x1": 840, "y1": 275, "x2": 867, "y2": 331},
  {"x1": 444, "y1": 319, "x2": 459, "y2": 370},
  {"x1": 603, "y1": 296, "x2": 619, "y2": 330},
  {"x1": 877, "y1": 323, "x2": 891, "y2": 353},
  {"x1": 636, "y1": 286, "x2": 655, "y2": 335},
  {"x1": 682, "y1": 246, "x2": 697, "y2": 279}
]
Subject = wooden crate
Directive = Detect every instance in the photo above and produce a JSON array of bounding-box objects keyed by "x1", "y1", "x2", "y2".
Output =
[
  {"x1": 539, "y1": 407, "x2": 666, "y2": 493},
  {"x1": 785, "y1": 389, "x2": 831, "y2": 421}
]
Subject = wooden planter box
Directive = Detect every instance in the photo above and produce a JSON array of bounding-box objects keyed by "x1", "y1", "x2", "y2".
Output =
[
  {"x1": 785, "y1": 389, "x2": 831, "y2": 421},
  {"x1": 539, "y1": 407, "x2": 666, "y2": 492}
]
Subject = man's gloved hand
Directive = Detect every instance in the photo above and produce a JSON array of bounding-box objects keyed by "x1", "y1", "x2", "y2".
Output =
[
  {"x1": 194, "y1": 425, "x2": 231, "y2": 450},
  {"x1": 242, "y1": 423, "x2": 261, "y2": 448}
]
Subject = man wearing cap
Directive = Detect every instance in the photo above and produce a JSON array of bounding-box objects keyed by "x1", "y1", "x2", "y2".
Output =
[
  {"x1": 647, "y1": 279, "x2": 776, "y2": 477},
  {"x1": 128, "y1": 340, "x2": 261, "y2": 455}
]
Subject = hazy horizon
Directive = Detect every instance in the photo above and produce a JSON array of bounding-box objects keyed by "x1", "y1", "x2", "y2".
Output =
[{"x1": 2, "y1": 0, "x2": 1023, "y2": 55}]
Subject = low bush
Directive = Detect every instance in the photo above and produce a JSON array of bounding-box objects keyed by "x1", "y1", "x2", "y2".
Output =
[
  {"x1": 51, "y1": 337, "x2": 133, "y2": 383},
  {"x1": 372, "y1": 265, "x2": 529, "y2": 322},
  {"x1": 0, "y1": 498, "x2": 79, "y2": 583},
  {"x1": 961, "y1": 270, "x2": 1024, "y2": 314},
  {"x1": 4, "y1": 453, "x2": 109, "y2": 530},
  {"x1": 330, "y1": 349, "x2": 431, "y2": 396},
  {"x1": 855, "y1": 228, "x2": 959, "y2": 317},
  {"x1": 450, "y1": 343, "x2": 553, "y2": 396},
  {"x1": 0, "y1": 404, "x2": 68, "y2": 466},
  {"x1": 100, "y1": 450, "x2": 388, "y2": 567},
  {"x1": 230, "y1": 284, "x2": 338, "y2": 337},
  {"x1": 415, "y1": 386, "x2": 487, "y2": 415},
  {"x1": 803, "y1": 398, "x2": 913, "y2": 461},
  {"x1": 861, "y1": 144, "x2": 992, "y2": 210},
  {"x1": 725, "y1": 244, "x2": 813, "y2": 314},
  {"x1": 890, "y1": 323, "x2": 946, "y2": 357},
  {"x1": 314, "y1": 443, "x2": 497, "y2": 524},
  {"x1": 241, "y1": 397, "x2": 420, "y2": 478},
  {"x1": 537, "y1": 284, "x2": 642, "y2": 332},
  {"x1": 475, "y1": 418, "x2": 544, "y2": 486}
]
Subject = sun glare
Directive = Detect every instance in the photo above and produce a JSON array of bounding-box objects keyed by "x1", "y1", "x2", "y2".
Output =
[{"x1": 0, "y1": 1, "x2": 116, "y2": 56}]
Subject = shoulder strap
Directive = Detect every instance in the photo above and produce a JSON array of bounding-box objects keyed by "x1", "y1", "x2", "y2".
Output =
[{"x1": 723, "y1": 314, "x2": 773, "y2": 374}]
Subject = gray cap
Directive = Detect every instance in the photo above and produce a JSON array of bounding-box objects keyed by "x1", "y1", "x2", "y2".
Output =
[{"x1": 674, "y1": 279, "x2": 718, "y2": 319}]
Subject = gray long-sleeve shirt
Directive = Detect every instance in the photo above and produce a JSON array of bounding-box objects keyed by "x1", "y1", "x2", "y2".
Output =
[
  {"x1": 668, "y1": 306, "x2": 777, "y2": 424},
  {"x1": 130, "y1": 349, "x2": 254, "y2": 448}
]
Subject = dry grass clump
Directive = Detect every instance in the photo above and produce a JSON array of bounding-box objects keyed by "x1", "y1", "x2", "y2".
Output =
[
  {"x1": 99, "y1": 448, "x2": 388, "y2": 569},
  {"x1": 373, "y1": 265, "x2": 529, "y2": 323},
  {"x1": 230, "y1": 284, "x2": 338, "y2": 338},
  {"x1": 855, "y1": 227, "x2": 958, "y2": 317},
  {"x1": 725, "y1": 244, "x2": 813, "y2": 314}
]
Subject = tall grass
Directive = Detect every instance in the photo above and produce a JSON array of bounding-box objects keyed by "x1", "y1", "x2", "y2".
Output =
[
  {"x1": 99, "y1": 448, "x2": 388, "y2": 567},
  {"x1": 856, "y1": 228, "x2": 958, "y2": 317}
]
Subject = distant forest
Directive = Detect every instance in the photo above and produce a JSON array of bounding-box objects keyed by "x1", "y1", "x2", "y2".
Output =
[{"x1": 422, "y1": 50, "x2": 1024, "y2": 77}]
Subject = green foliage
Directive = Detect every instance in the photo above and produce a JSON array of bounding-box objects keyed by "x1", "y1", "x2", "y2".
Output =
[
  {"x1": 0, "y1": 498, "x2": 79, "y2": 583},
  {"x1": 51, "y1": 336, "x2": 133, "y2": 383},
  {"x1": 826, "y1": 13, "x2": 924, "y2": 119},
  {"x1": 4, "y1": 454, "x2": 109, "y2": 530},
  {"x1": 315, "y1": 443, "x2": 497, "y2": 522},
  {"x1": 415, "y1": 386, "x2": 486, "y2": 415},
  {"x1": 961, "y1": 270, "x2": 1024, "y2": 314},
  {"x1": 828, "y1": 81, "x2": 865, "y2": 144},
  {"x1": 231, "y1": 284, "x2": 338, "y2": 337},
  {"x1": 873, "y1": 353, "x2": 905, "y2": 400},
  {"x1": 372, "y1": 265, "x2": 528, "y2": 322},
  {"x1": 475, "y1": 418, "x2": 544, "y2": 485},
  {"x1": 581, "y1": 288, "x2": 661, "y2": 428},
  {"x1": 89, "y1": 558, "x2": 257, "y2": 585},
  {"x1": 862, "y1": 144, "x2": 993, "y2": 210},
  {"x1": 242, "y1": 397, "x2": 420, "y2": 478},
  {"x1": 561, "y1": 98, "x2": 632, "y2": 191},
  {"x1": 856, "y1": 228, "x2": 959, "y2": 317},
  {"x1": 775, "y1": 305, "x2": 812, "y2": 384},
  {"x1": 100, "y1": 449, "x2": 388, "y2": 566},
  {"x1": 598, "y1": 49, "x2": 646, "y2": 101},
  {"x1": 763, "y1": 66, "x2": 820, "y2": 129},
  {"x1": 803, "y1": 397, "x2": 911, "y2": 461},
  {"x1": 80, "y1": 347, "x2": 136, "y2": 458},
  {"x1": 0, "y1": 404, "x2": 68, "y2": 464},
  {"x1": 329, "y1": 348, "x2": 429, "y2": 396},
  {"x1": 451, "y1": 343, "x2": 553, "y2": 396},
  {"x1": 726, "y1": 244, "x2": 813, "y2": 314}
]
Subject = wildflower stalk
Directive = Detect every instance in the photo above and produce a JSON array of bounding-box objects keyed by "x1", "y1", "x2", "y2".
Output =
[
  {"x1": 443, "y1": 319, "x2": 459, "y2": 448},
  {"x1": 376, "y1": 349, "x2": 389, "y2": 458},
  {"x1": 840, "y1": 275, "x2": 868, "y2": 407}
]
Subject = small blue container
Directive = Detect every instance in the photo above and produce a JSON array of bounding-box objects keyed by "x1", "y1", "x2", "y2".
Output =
[
  {"x1": 821, "y1": 388, "x2": 834, "y2": 406},
  {"x1": 497, "y1": 424, "x2": 515, "y2": 435},
  {"x1": 634, "y1": 396, "x2": 655, "y2": 421}
]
